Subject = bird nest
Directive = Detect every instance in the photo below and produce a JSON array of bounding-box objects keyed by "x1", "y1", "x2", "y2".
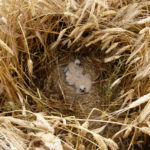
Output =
[{"x1": 41, "y1": 54, "x2": 118, "y2": 118}]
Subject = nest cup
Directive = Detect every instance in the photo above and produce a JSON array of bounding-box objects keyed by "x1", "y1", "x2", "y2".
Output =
[{"x1": 39, "y1": 48, "x2": 121, "y2": 118}]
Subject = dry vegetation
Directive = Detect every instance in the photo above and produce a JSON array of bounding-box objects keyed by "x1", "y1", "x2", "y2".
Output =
[{"x1": 0, "y1": 0, "x2": 150, "y2": 149}]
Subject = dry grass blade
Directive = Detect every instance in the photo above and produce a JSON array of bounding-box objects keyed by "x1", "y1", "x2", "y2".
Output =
[
  {"x1": 86, "y1": 33, "x2": 109, "y2": 47},
  {"x1": 101, "y1": 36, "x2": 113, "y2": 50},
  {"x1": 18, "y1": 19, "x2": 30, "y2": 55},
  {"x1": 0, "y1": 126, "x2": 26, "y2": 150},
  {"x1": 139, "y1": 27, "x2": 150, "y2": 34},
  {"x1": 69, "y1": 26, "x2": 80, "y2": 38},
  {"x1": 75, "y1": 0, "x2": 93, "y2": 25},
  {"x1": 110, "y1": 77, "x2": 122, "y2": 89},
  {"x1": 0, "y1": 117, "x2": 34, "y2": 128},
  {"x1": 112, "y1": 93, "x2": 150, "y2": 115},
  {"x1": 123, "y1": 126, "x2": 133, "y2": 138},
  {"x1": 32, "y1": 132, "x2": 63, "y2": 150},
  {"x1": 140, "y1": 127, "x2": 150, "y2": 136},
  {"x1": 64, "y1": 11, "x2": 78, "y2": 18},
  {"x1": 80, "y1": 121, "x2": 89, "y2": 136},
  {"x1": 36, "y1": 31, "x2": 45, "y2": 47},
  {"x1": 34, "y1": 113, "x2": 54, "y2": 133},
  {"x1": 105, "y1": 42, "x2": 119, "y2": 54},
  {"x1": 70, "y1": 32, "x2": 83, "y2": 46},
  {"x1": 51, "y1": 28, "x2": 67, "y2": 50},
  {"x1": 67, "y1": 0, "x2": 79, "y2": 10},
  {"x1": 0, "y1": 113, "x2": 64, "y2": 150},
  {"x1": 129, "y1": 57, "x2": 141, "y2": 66},
  {"x1": 127, "y1": 42, "x2": 145, "y2": 64},
  {"x1": 134, "y1": 63, "x2": 150, "y2": 80},
  {"x1": 136, "y1": 17, "x2": 150, "y2": 24},
  {"x1": 104, "y1": 56, "x2": 120, "y2": 63},
  {"x1": 121, "y1": 89, "x2": 135, "y2": 109},
  {"x1": 17, "y1": 93, "x2": 26, "y2": 116},
  {"x1": 78, "y1": 144, "x2": 85, "y2": 150},
  {"x1": 112, "y1": 128, "x2": 127, "y2": 139},
  {"x1": 0, "y1": 16, "x2": 7, "y2": 24},
  {"x1": 86, "y1": 36, "x2": 103, "y2": 47},
  {"x1": 104, "y1": 138, "x2": 119, "y2": 150},
  {"x1": 116, "y1": 45, "x2": 131, "y2": 55},
  {"x1": 122, "y1": 3, "x2": 139, "y2": 24},
  {"x1": 91, "y1": 125, "x2": 106, "y2": 134},
  {"x1": 138, "y1": 101, "x2": 150, "y2": 123},
  {"x1": 93, "y1": 133, "x2": 108, "y2": 150},
  {"x1": 101, "y1": 28, "x2": 127, "y2": 33},
  {"x1": 0, "y1": 81, "x2": 4, "y2": 95},
  {"x1": 100, "y1": 10, "x2": 116, "y2": 17},
  {"x1": 0, "y1": 39, "x2": 14, "y2": 55},
  {"x1": 71, "y1": 22, "x2": 94, "y2": 44},
  {"x1": 27, "y1": 59, "x2": 33, "y2": 75}
]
